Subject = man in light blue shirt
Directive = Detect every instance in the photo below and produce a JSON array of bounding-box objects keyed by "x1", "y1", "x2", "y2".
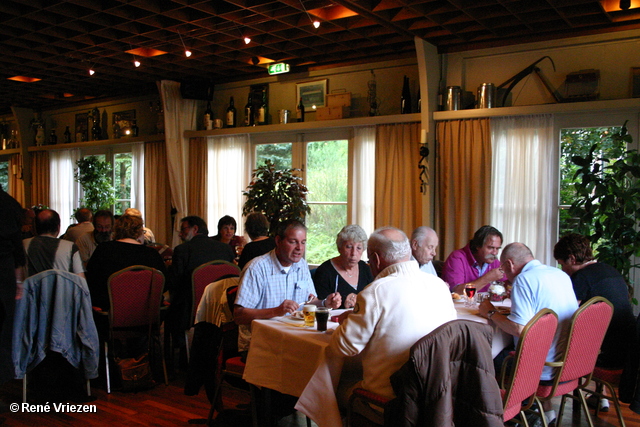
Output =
[
  {"x1": 479, "y1": 242, "x2": 578, "y2": 424},
  {"x1": 410, "y1": 226, "x2": 439, "y2": 276},
  {"x1": 234, "y1": 220, "x2": 342, "y2": 353}
]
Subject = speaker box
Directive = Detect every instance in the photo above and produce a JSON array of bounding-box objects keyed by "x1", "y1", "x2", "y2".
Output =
[{"x1": 180, "y1": 79, "x2": 214, "y2": 100}]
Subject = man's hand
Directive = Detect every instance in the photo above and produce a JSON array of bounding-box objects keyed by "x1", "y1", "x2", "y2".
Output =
[
  {"x1": 483, "y1": 267, "x2": 505, "y2": 283},
  {"x1": 344, "y1": 293, "x2": 357, "y2": 309},
  {"x1": 478, "y1": 299, "x2": 496, "y2": 319},
  {"x1": 274, "y1": 299, "x2": 299, "y2": 316},
  {"x1": 325, "y1": 292, "x2": 342, "y2": 309}
]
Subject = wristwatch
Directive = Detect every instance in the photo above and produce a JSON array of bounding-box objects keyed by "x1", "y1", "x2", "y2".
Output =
[{"x1": 487, "y1": 310, "x2": 498, "y2": 319}]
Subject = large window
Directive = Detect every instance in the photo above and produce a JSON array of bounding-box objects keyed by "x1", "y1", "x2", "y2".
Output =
[
  {"x1": 254, "y1": 134, "x2": 349, "y2": 265},
  {"x1": 82, "y1": 146, "x2": 133, "y2": 215}
]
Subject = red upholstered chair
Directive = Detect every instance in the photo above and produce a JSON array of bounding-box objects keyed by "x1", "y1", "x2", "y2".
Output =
[
  {"x1": 501, "y1": 309, "x2": 558, "y2": 427},
  {"x1": 186, "y1": 260, "x2": 240, "y2": 361},
  {"x1": 585, "y1": 367, "x2": 626, "y2": 426},
  {"x1": 535, "y1": 296, "x2": 614, "y2": 427},
  {"x1": 103, "y1": 265, "x2": 168, "y2": 393}
]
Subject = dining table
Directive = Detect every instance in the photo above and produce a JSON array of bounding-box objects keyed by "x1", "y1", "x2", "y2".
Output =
[{"x1": 243, "y1": 299, "x2": 514, "y2": 427}]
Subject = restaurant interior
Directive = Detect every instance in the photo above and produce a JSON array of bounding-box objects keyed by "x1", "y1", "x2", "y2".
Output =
[{"x1": 2, "y1": 1, "x2": 640, "y2": 425}]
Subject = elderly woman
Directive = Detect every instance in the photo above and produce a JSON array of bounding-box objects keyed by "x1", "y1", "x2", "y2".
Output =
[
  {"x1": 313, "y1": 224, "x2": 373, "y2": 309},
  {"x1": 86, "y1": 214, "x2": 166, "y2": 312},
  {"x1": 211, "y1": 215, "x2": 246, "y2": 254}
]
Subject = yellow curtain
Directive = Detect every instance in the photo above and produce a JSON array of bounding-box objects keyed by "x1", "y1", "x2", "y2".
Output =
[
  {"x1": 188, "y1": 137, "x2": 207, "y2": 219},
  {"x1": 145, "y1": 141, "x2": 172, "y2": 245},
  {"x1": 30, "y1": 151, "x2": 50, "y2": 207},
  {"x1": 374, "y1": 122, "x2": 423, "y2": 233},
  {"x1": 8, "y1": 154, "x2": 25, "y2": 206},
  {"x1": 435, "y1": 119, "x2": 492, "y2": 260}
]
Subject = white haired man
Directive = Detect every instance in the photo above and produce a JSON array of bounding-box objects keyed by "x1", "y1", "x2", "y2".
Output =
[
  {"x1": 410, "y1": 226, "x2": 439, "y2": 276},
  {"x1": 329, "y1": 226, "x2": 456, "y2": 422}
]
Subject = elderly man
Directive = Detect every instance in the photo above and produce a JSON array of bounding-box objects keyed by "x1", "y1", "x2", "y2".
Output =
[
  {"x1": 234, "y1": 220, "x2": 342, "y2": 355},
  {"x1": 61, "y1": 208, "x2": 93, "y2": 243},
  {"x1": 23, "y1": 209, "x2": 84, "y2": 278},
  {"x1": 479, "y1": 242, "x2": 578, "y2": 424},
  {"x1": 410, "y1": 226, "x2": 439, "y2": 276},
  {"x1": 442, "y1": 225, "x2": 505, "y2": 294},
  {"x1": 329, "y1": 226, "x2": 456, "y2": 420},
  {"x1": 76, "y1": 209, "x2": 114, "y2": 269}
]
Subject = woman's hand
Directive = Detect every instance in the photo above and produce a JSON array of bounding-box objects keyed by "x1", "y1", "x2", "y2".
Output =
[
  {"x1": 344, "y1": 293, "x2": 358, "y2": 309},
  {"x1": 325, "y1": 292, "x2": 342, "y2": 309}
]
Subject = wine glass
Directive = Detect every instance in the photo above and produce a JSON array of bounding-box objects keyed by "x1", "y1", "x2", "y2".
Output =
[{"x1": 465, "y1": 285, "x2": 477, "y2": 307}]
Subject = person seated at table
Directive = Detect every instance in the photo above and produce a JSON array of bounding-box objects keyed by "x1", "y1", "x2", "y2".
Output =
[
  {"x1": 442, "y1": 225, "x2": 506, "y2": 294},
  {"x1": 61, "y1": 207, "x2": 93, "y2": 243},
  {"x1": 313, "y1": 224, "x2": 373, "y2": 309},
  {"x1": 237, "y1": 212, "x2": 275, "y2": 270},
  {"x1": 410, "y1": 226, "x2": 439, "y2": 276},
  {"x1": 234, "y1": 220, "x2": 342, "y2": 359},
  {"x1": 212, "y1": 215, "x2": 246, "y2": 255},
  {"x1": 124, "y1": 207, "x2": 155, "y2": 245},
  {"x1": 86, "y1": 214, "x2": 167, "y2": 313},
  {"x1": 23, "y1": 209, "x2": 84, "y2": 278},
  {"x1": 554, "y1": 234, "x2": 636, "y2": 368},
  {"x1": 76, "y1": 209, "x2": 114, "y2": 269},
  {"x1": 328, "y1": 227, "x2": 456, "y2": 421},
  {"x1": 479, "y1": 242, "x2": 578, "y2": 425}
]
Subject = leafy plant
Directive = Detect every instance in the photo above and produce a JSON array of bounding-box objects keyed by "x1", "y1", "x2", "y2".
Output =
[
  {"x1": 242, "y1": 160, "x2": 311, "y2": 235},
  {"x1": 74, "y1": 156, "x2": 116, "y2": 212},
  {"x1": 568, "y1": 121, "x2": 640, "y2": 300}
]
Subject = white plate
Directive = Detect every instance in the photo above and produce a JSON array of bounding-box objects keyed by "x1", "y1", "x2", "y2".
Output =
[{"x1": 290, "y1": 311, "x2": 305, "y2": 320}]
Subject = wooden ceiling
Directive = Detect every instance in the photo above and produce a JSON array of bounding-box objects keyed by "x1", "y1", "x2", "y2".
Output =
[{"x1": 1, "y1": 0, "x2": 639, "y2": 115}]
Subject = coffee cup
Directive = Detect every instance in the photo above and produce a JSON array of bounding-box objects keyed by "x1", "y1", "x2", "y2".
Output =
[
  {"x1": 303, "y1": 304, "x2": 316, "y2": 327},
  {"x1": 316, "y1": 307, "x2": 330, "y2": 331}
]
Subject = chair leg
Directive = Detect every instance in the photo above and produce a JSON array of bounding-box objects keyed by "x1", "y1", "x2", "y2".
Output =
[
  {"x1": 207, "y1": 372, "x2": 225, "y2": 425},
  {"x1": 185, "y1": 330, "x2": 190, "y2": 362},
  {"x1": 576, "y1": 389, "x2": 596, "y2": 427},
  {"x1": 105, "y1": 341, "x2": 111, "y2": 394},
  {"x1": 22, "y1": 375, "x2": 27, "y2": 403},
  {"x1": 86, "y1": 379, "x2": 91, "y2": 397},
  {"x1": 593, "y1": 379, "x2": 626, "y2": 427}
]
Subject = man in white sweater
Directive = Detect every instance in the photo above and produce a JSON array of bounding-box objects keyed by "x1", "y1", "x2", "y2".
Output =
[{"x1": 329, "y1": 226, "x2": 456, "y2": 421}]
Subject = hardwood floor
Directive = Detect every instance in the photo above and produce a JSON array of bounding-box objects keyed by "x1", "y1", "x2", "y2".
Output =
[{"x1": 2, "y1": 373, "x2": 640, "y2": 426}]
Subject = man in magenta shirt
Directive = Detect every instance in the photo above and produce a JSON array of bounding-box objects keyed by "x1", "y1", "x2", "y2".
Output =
[{"x1": 442, "y1": 225, "x2": 505, "y2": 294}]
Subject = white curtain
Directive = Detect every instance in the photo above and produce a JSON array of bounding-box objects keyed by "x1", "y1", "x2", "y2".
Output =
[
  {"x1": 159, "y1": 80, "x2": 198, "y2": 246},
  {"x1": 490, "y1": 114, "x2": 557, "y2": 264},
  {"x1": 207, "y1": 134, "x2": 252, "y2": 236},
  {"x1": 131, "y1": 142, "x2": 145, "y2": 218},
  {"x1": 350, "y1": 126, "x2": 376, "y2": 238},
  {"x1": 49, "y1": 149, "x2": 80, "y2": 234}
]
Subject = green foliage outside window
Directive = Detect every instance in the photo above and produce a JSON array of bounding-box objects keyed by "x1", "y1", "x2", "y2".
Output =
[
  {"x1": 0, "y1": 161, "x2": 8, "y2": 192},
  {"x1": 74, "y1": 156, "x2": 116, "y2": 212}
]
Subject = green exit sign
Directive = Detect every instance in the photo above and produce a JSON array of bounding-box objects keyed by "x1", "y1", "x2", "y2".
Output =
[{"x1": 268, "y1": 63, "x2": 290, "y2": 75}]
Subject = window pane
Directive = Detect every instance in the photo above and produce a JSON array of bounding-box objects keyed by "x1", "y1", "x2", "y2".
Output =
[
  {"x1": 114, "y1": 153, "x2": 132, "y2": 216},
  {"x1": 559, "y1": 126, "x2": 625, "y2": 236},
  {"x1": 256, "y1": 143, "x2": 292, "y2": 169},
  {"x1": 306, "y1": 203, "x2": 346, "y2": 265},
  {"x1": 0, "y1": 161, "x2": 8, "y2": 192},
  {"x1": 306, "y1": 140, "x2": 348, "y2": 203}
]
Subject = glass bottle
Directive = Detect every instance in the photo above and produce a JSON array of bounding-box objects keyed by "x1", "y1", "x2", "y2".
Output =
[
  {"x1": 49, "y1": 129, "x2": 57, "y2": 145},
  {"x1": 204, "y1": 101, "x2": 214, "y2": 130},
  {"x1": 226, "y1": 96, "x2": 236, "y2": 128},
  {"x1": 401, "y1": 76, "x2": 411, "y2": 114},
  {"x1": 296, "y1": 97, "x2": 305, "y2": 122},
  {"x1": 131, "y1": 120, "x2": 139, "y2": 137},
  {"x1": 91, "y1": 118, "x2": 101, "y2": 141},
  {"x1": 244, "y1": 93, "x2": 254, "y2": 126},
  {"x1": 257, "y1": 91, "x2": 266, "y2": 125},
  {"x1": 112, "y1": 116, "x2": 121, "y2": 139},
  {"x1": 63, "y1": 126, "x2": 72, "y2": 143}
]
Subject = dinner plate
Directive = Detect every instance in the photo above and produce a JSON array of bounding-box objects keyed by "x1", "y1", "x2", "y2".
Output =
[{"x1": 290, "y1": 311, "x2": 305, "y2": 320}]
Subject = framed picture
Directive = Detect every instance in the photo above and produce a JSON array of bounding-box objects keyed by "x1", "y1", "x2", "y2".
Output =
[
  {"x1": 75, "y1": 113, "x2": 88, "y2": 142},
  {"x1": 113, "y1": 109, "x2": 136, "y2": 136},
  {"x1": 632, "y1": 67, "x2": 640, "y2": 98},
  {"x1": 296, "y1": 79, "x2": 327, "y2": 110}
]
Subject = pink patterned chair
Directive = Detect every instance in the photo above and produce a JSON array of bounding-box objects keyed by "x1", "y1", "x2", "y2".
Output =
[
  {"x1": 501, "y1": 308, "x2": 558, "y2": 427},
  {"x1": 535, "y1": 296, "x2": 614, "y2": 427}
]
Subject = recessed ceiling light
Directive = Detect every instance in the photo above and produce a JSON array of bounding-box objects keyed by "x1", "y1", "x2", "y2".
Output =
[
  {"x1": 8, "y1": 76, "x2": 41, "y2": 83},
  {"x1": 126, "y1": 47, "x2": 167, "y2": 57}
]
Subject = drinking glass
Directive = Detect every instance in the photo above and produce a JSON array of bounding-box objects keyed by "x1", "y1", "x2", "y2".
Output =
[{"x1": 465, "y1": 285, "x2": 477, "y2": 307}]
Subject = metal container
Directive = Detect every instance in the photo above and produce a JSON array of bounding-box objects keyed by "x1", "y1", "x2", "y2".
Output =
[
  {"x1": 444, "y1": 86, "x2": 461, "y2": 111},
  {"x1": 279, "y1": 109, "x2": 290, "y2": 124},
  {"x1": 477, "y1": 83, "x2": 496, "y2": 109}
]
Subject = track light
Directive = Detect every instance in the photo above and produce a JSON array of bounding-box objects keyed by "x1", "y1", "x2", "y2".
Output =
[
  {"x1": 178, "y1": 31, "x2": 192, "y2": 58},
  {"x1": 313, "y1": 20, "x2": 320, "y2": 29},
  {"x1": 299, "y1": 0, "x2": 320, "y2": 29},
  {"x1": 134, "y1": 58, "x2": 141, "y2": 67},
  {"x1": 89, "y1": 68, "x2": 95, "y2": 76},
  {"x1": 244, "y1": 36, "x2": 251, "y2": 44},
  {"x1": 185, "y1": 50, "x2": 192, "y2": 57}
]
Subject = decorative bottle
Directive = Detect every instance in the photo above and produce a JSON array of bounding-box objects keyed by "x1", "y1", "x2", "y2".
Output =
[
  {"x1": 226, "y1": 96, "x2": 236, "y2": 128},
  {"x1": 296, "y1": 97, "x2": 305, "y2": 122},
  {"x1": 35, "y1": 125, "x2": 46, "y2": 146},
  {"x1": 257, "y1": 92, "x2": 266, "y2": 125},
  {"x1": 91, "y1": 118, "x2": 101, "y2": 141},
  {"x1": 244, "y1": 93, "x2": 254, "y2": 126},
  {"x1": 401, "y1": 76, "x2": 411, "y2": 114},
  {"x1": 131, "y1": 120, "x2": 139, "y2": 137},
  {"x1": 63, "y1": 126, "x2": 71, "y2": 143},
  {"x1": 49, "y1": 129, "x2": 57, "y2": 145},
  {"x1": 204, "y1": 101, "x2": 214, "y2": 130}
]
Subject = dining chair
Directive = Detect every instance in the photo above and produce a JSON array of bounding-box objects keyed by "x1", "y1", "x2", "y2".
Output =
[
  {"x1": 100, "y1": 265, "x2": 169, "y2": 393},
  {"x1": 501, "y1": 308, "x2": 558, "y2": 427},
  {"x1": 535, "y1": 296, "x2": 614, "y2": 427},
  {"x1": 186, "y1": 260, "x2": 241, "y2": 361},
  {"x1": 584, "y1": 366, "x2": 626, "y2": 426}
]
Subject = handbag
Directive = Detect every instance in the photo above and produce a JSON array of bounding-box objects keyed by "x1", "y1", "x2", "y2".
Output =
[{"x1": 115, "y1": 352, "x2": 155, "y2": 392}]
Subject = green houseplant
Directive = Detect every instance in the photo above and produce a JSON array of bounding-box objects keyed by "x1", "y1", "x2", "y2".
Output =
[
  {"x1": 74, "y1": 156, "x2": 116, "y2": 212},
  {"x1": 567, "y1": 121, "x2": 640, "y2": 300},
  {"x1": 242, "y1": 160, "x2": 311, "y2": 234}
]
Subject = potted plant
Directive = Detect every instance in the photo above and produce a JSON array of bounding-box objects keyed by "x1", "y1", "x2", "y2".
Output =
[
  {"x1": 242, "y1": 160, "x2": 310, "y2": 235},
  {"x1": 74, "y1": 156, "x2": 116, "y2": 212},
  {"x1": 568, "y1": 121, "x2": 640, "y2": 301}
]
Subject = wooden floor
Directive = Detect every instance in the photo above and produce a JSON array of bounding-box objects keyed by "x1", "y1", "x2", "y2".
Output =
[{"x1": 2, "y1": 373, "x2": 640, "y2": 426}]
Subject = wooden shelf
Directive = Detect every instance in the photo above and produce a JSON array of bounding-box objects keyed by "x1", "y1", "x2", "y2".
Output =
[
  {"x1": 26, "y1": 134, "x2": 165, "y2": 152},
  {"x1": 0, "y1": 148, "x2": 21, "y2": 156}
]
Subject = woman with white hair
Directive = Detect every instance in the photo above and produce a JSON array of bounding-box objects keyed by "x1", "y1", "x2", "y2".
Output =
[{"x1": 313, "y1": 224, "x2": 373, "y2": 309}]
